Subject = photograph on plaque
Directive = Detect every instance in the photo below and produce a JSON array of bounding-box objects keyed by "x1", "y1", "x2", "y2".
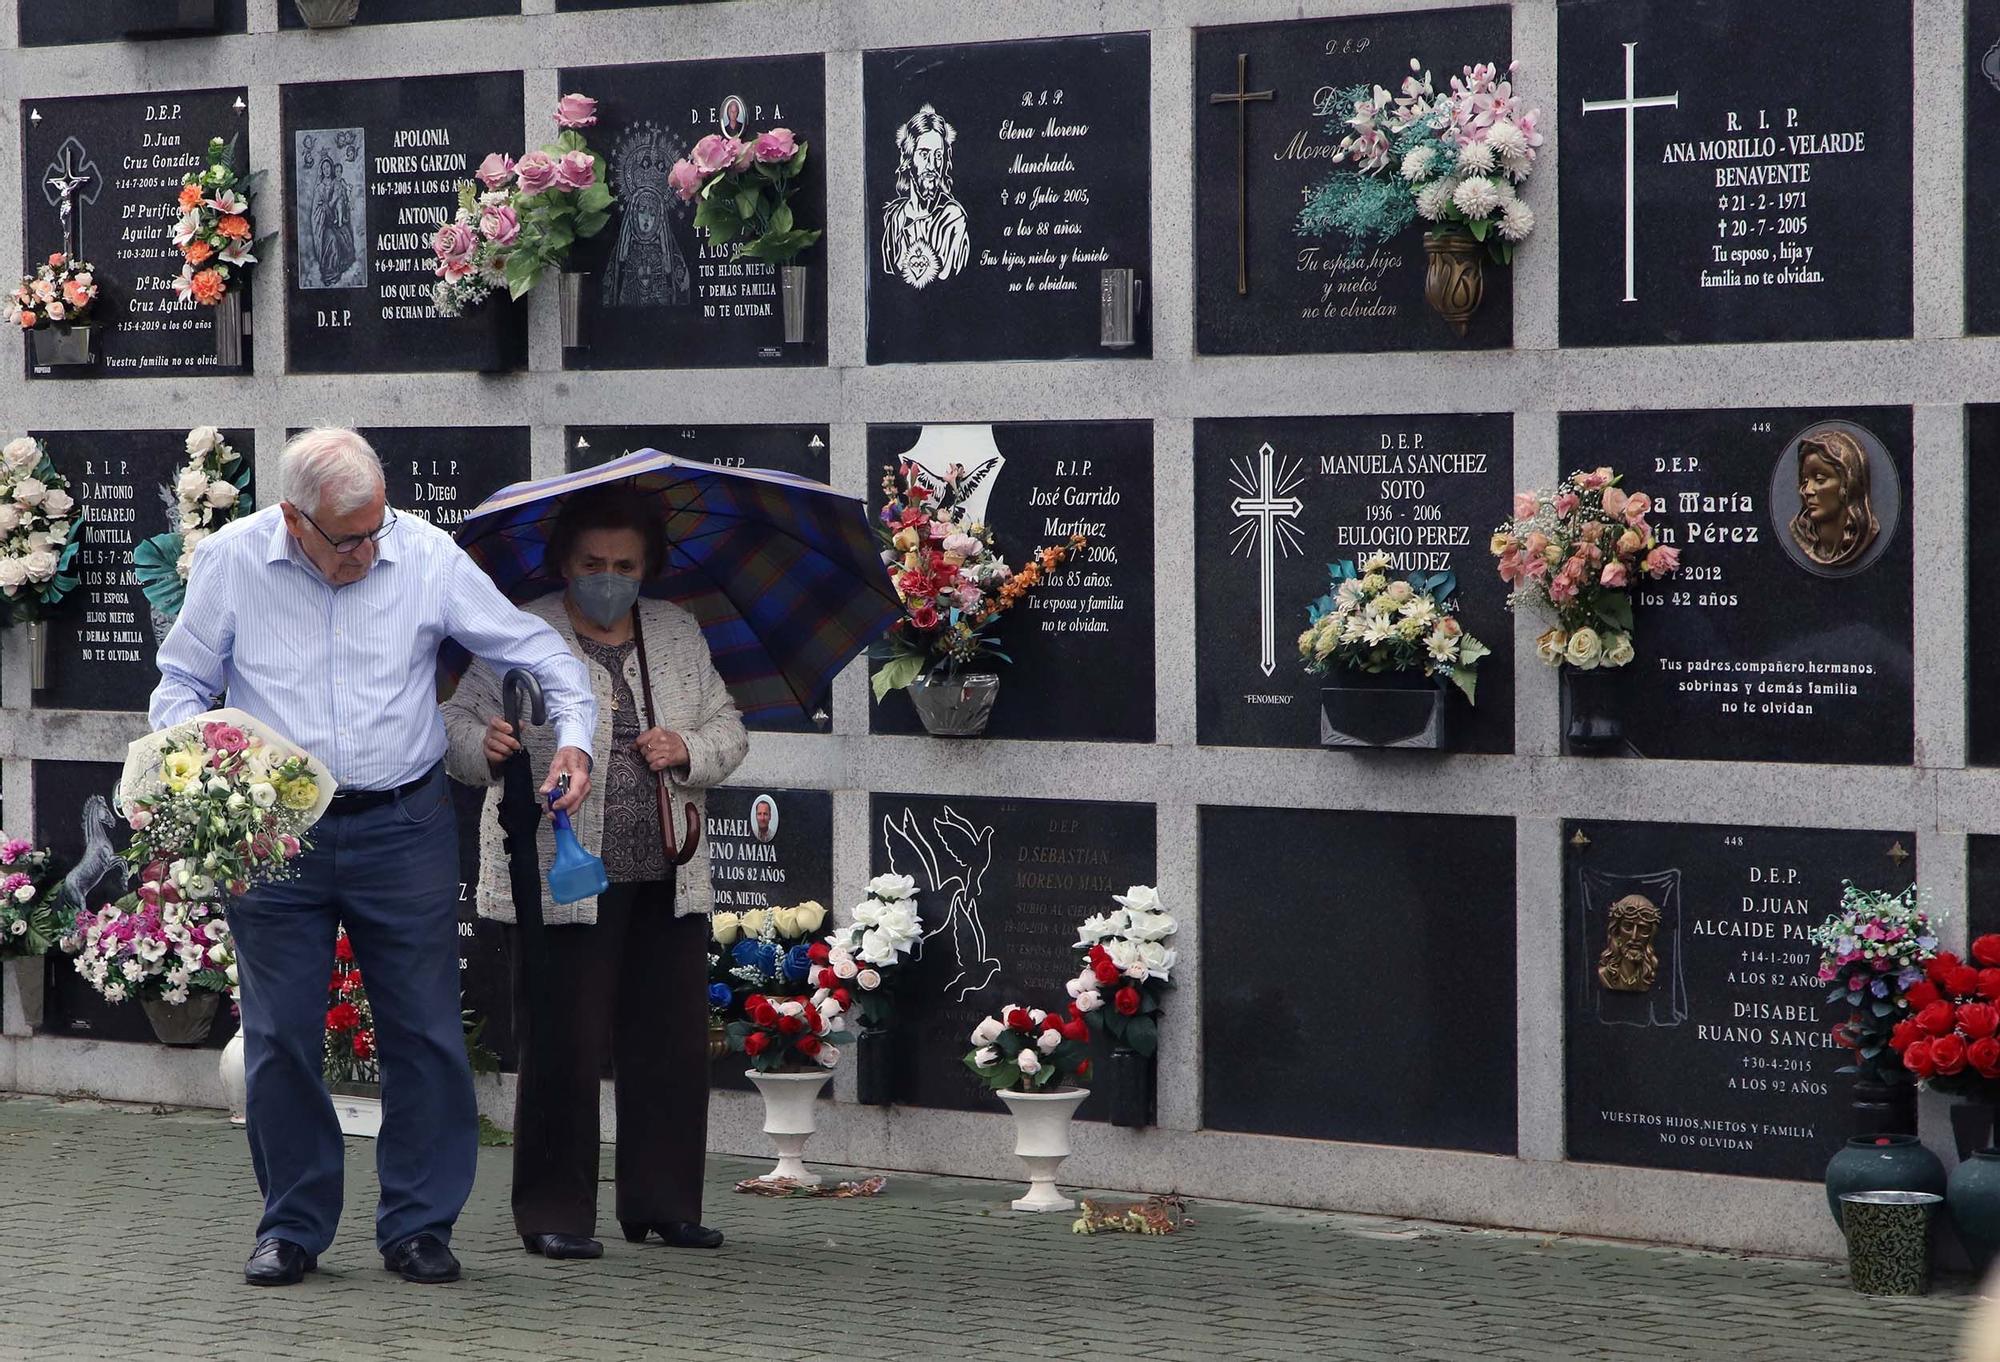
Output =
[
  {"x1": 1970, "y1": 10, "x2": 2000, "y2": 333},
  {"x1": 1556, "y1": 0, "x2": 1913, "y2": 347},
  {"x1": 559, "y1": 55, "x2": 826, "y2": 369},
  {"x1": 20, "y1": 1, "x2": 247, "y2": 46},
  {"x1": 866, "y1": 422, "x2": 1154, "y2": 743},
  {"x1": 863, "y1": 33, "x2": 1153, "y2": 364},
  {"x1": 32, "y1": 429, "x2": 251, "y2": 714},
  {"x1": 1564, "y1": 818, "x2": 1916, "y2": 1181},
  {"x1": 706, "y1": 787, "x2": 832, "y2": 1090},
  {"x1": 1193, "y1": 7, "x2": 1516, "y2": 355},
  {"x1": 21, "y1": 88, "x2": 252, "y2": 379},
  {"x1": 33, "y1": 760, "x2": 237, "y2": 1049},
  {"x1": 1193, "y1": 414, "x2": 1514, "y2": 753},
  {"x1": 869, "y1": 793, "x2": 1156, "y2": 1117},
  {"x1": 279, "y1": 0, "x2": 519, "y2": 27},
  {"x1": 1557, "y1": 406, "x2": 1913, "y2": 765},
  {"x1": 281, "y1": 72, "x2": 527, "y2": 374},
  {"x1": 1202, "y1": 805, "x2": 1516, "y2": 1154},
  {"x1": 1971, "y1": 408, "x2": 2000, "y2": 765}
]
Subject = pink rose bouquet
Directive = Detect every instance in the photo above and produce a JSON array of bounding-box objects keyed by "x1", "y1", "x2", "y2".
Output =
[
  {"x1": 1492, "y1": 466, "x2": 1682, "y2": 671},
  {"x1": 671, "y1": 124, "x2": 821, "y2": 265},
  {"x1": 431, "y1": 93, "x2": 615, "y2": 316}
]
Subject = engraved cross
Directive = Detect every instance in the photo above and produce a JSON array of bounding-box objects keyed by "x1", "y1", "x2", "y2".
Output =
[
  {"x1": 1580, "y1": 42, "x2": 1678, "y2": 304},
  {"x1": 41, "y1": 138, "x2": 101, "y2": 262},
  {"x1": 1209, "y1": 52, "x2": 1273, "y2": 297},
  {"x1": 1231, "y1": 442, "x2": 1303, "y2": 677}
]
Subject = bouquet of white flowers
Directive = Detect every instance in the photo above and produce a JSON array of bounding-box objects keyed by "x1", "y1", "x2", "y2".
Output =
[
  {"x1": 1067, "y1": 886, "x2": 1177, "y2": 1058},
  {"x1": 817, "y1": 873, "x2": 925, "y2": 1028},
  {"x1": 0, "y1": 437, "x2": 81, "y2": 626},
  {"x1": 132, "y1": 425, "x2": 251, "y2": 624}
]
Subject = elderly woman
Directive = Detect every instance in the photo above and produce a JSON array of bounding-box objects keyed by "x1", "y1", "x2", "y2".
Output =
[{"x1": 443, "y1": 488, "x2": 746, "y2": 1261}]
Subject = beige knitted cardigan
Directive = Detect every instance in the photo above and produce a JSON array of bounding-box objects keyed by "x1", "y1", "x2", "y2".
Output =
[{"x1": 441, "y1": 593, "x2": 748, "y2": 926}]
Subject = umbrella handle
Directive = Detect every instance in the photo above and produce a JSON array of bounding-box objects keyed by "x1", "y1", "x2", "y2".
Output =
[{"x1": 503, "y1": 668, "x2": 547, "y2": 733}]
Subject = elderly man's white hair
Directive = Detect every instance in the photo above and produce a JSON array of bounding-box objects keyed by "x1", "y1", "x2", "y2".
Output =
[{"x1": 282, "y1": 427, "x2": 385, "y2": 517}]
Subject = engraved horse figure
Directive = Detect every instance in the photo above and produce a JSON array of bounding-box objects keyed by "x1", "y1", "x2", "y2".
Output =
[{"x1": 55, "y1": 792, "x2": 129, "y2": 923}]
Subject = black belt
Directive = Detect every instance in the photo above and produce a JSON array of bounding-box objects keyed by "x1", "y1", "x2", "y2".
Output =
[{"x1": 326, "y1": 763, "x2": 441, "y2": 815}]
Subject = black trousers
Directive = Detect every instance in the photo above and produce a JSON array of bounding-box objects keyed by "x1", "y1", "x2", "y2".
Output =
[{"x1": 506, "y1": 882, "x2": 710, "y2": 1237}]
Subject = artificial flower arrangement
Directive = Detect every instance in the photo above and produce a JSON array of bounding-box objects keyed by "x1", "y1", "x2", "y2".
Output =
[
  {"x1": 64, "y1": 714, "x2": 326, "y2": 1012},
  {"x1": 868, "y1": 460, "x2": 1085, "y2": 701},
  {"x1": 5, "y1": 253, "x2": 99, "y2": 332},
  {"x1": 0, "y1": 834, "x2": 62, "y2": 959},
  {"x1": 0, "y1": 437, "x2": 82, "y2": 628},
  {"x1": 1298, "y1": 59, "x2": 1542, "y2": 265},
  {"x1": 432, "y1": 92, "x2": 614, "y2": 315},
  {"x1": 1067, "y1": 885, "x2": 1176, "y2": 1059},
  {"x1": 1299, "y1": 555, "x2": 1487, "y2": 703},
  {"x1": 323, "y1": 927, "x2": 378, "y2": 1087},
  {"x1": 1810, "y1": 884, "x2": 1938, "y2": 1090},
  {"x1": 817, "y1": 872, "x2": 924, "y2": 1028},
  {"x1": 964, "y1": 1002, "x2": 1094, "y2": 1093},
  {"x1": 132, "y1": 426, "x2": 251, "y2": 625},
  {"x1": 169, "y1": 137, "x2": 270, "y2": 307},
  {"x1": 673, "y1": 125, "x2": 821, "y2": 265},
  {"x1": 1885, "y1": 934, "x2": 2000, "y2": 1093},
  {"x1": 1494, "y1": 467, "x2": 1681, "y2": 671},
  {"x1": 731, "y1": 987, "x2": 850, "y2": 1072}
]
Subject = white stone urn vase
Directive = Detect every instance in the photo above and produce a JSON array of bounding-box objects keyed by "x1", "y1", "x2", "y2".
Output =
[
  {"x1": 219, "y1": 1028, "x2": 247, "y2": 1126},
  {"x1": 996, "y1": 1086, "x2": 1089, "y2": 1212},
  {"x1": 747, "y1": 1068, "x2": 832, "y2": 1185}
]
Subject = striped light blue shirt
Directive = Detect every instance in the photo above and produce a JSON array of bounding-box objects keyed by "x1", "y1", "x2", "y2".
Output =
[{"x1": 149, "y1": 505, "x2": 595, "y2": 791}]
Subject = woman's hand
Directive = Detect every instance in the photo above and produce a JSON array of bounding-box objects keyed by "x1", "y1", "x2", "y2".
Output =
[
  {"x1": 636, "y1": 727, "x2": 690, "y2": 774},
  {"x1": 483, "y1": 716, "x2": 522, "y2": 767}
]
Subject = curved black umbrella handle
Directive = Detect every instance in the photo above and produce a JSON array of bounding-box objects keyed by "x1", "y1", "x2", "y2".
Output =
[{"x1": 503, "y1": 668, "x2": 547, "y2": 733}]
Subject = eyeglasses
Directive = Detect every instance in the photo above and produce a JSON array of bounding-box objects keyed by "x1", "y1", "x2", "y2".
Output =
[{"x1": 297, "y1": 503, "x2": 397, "y2": 556}]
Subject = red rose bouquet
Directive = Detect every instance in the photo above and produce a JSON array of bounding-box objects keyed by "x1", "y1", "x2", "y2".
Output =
[
  {"x1": 730, "y1": 986, "x2": 849, "y2": 1073},
  {"x1": 964, "y1": 1003, "x2": 1093, "y2": 1093},
  {"x1": 1067, "y1": 885, "x2": 1175, "y2": 1057},
  {"x1": 1886, "y1": 933, "x2": 2000, "y2": 1095},
  {"x1": 323, "y1": 927, "x2": 377, "y2": 1087}
]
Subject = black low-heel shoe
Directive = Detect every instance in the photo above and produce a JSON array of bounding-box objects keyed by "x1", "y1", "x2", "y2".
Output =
[
  {"x1": 623, "y1": 1220, "x2": 724, "y2": 1249},
  {"x1": 522, "y1": 1232, "x2": 603, "y2": 1259}
]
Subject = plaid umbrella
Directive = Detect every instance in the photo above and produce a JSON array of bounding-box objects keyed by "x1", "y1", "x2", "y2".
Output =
[{"x1": 455, "y1": 450, "x2": 899, "y2": 725}]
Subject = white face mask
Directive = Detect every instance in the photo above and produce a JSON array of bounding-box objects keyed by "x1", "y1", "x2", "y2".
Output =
[{"x1": 569, "y1": 571, "x2": 640, "y2": 627}]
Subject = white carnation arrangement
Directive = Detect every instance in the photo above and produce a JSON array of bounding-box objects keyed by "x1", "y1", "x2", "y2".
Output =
[{"x1": 0, "y1": 436, "x2": 82, "y2": 623}]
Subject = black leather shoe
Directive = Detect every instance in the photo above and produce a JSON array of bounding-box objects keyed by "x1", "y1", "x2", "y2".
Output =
[
  {"x1": 522, "y1": 1233, "x2": 603, "y2": 1259},
  {"x1": 382, "y1": 1232, "x2": 461, "y2": 1283},
  {"x1": 623, "y1": 1220, "x2": 724, "y2": 1249},
  {"x1": 244, "y1": 1237, "x2": 316, "y2": 1286}
]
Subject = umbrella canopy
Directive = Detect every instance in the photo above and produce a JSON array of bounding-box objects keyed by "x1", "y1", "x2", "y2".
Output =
[{"x1": 455, "y1": 450, "x2": 899, "y2": 725}]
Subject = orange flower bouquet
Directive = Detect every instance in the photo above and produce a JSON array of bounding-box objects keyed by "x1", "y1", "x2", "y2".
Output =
[{"x1": 168, "y1": 136, "x2": 271, "y2": 307}]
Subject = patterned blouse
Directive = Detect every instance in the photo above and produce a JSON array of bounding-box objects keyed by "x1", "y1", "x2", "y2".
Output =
[{"x1": 576, "y1": 636, "x2": 668, "y2": 885}]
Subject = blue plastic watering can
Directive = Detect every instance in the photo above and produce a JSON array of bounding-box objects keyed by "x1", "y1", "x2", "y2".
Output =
[{"x1": 545, "y1": 774, "x2": 608, "y2": 905}]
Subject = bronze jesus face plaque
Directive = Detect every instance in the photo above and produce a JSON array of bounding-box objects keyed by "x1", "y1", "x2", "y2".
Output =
[
  {"x1": 1768, "y1": 419, "x2": 1900, "y2": 579},
  {"x1": 1597, "y1": 893, "x2": 1661, "y2": 993}
]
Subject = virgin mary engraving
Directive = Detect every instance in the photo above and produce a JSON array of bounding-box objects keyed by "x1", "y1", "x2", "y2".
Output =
[
  {"x1": 1788, "y1": 428, "x2": 1879, "y2": 571},
  {"x1": 602, "y1": 123, "x2": 691, "y2": 309},
  {"x1": 294, "y1": 129, "x2": 366, "y2": 290}
]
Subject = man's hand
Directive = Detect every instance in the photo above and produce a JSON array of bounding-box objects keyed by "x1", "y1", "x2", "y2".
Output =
[
  {"x1": 542, "y1": 746, "x2": 592, "y2": 813},
  {"x1": 636, "y1": 727, "x2": 690, "y2": 775},
  {"x1": 483, "y1": 716, "x2": 522, "y2": 768}
]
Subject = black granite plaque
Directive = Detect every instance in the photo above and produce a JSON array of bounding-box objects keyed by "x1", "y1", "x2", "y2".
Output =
[
  {"x1": 558, "y1": 55, "x2": 827, "y2": 369},
  {"x1": 1971, "y1": 835, "x2": 2000, "y2": 942},
  {"x1": 1972, "y1": 407, "x2": 2000, "y2": 765},
  {"x1": 1557, "y1": 406, "x2": 1913, "y2": 764},
  {"x1": 366, "y1": 426, "x2": 531, "y2": 532},
  {"x1": 21, "y1": 88, "x2": 253, "y2": 379},
  {"x1": 1193, "y1": 414, "x2": 1514, "y2": 752},
  {"x1": 1202, "y1": 805, "x2": 1516, "y2": 1153},
  {"x1": 34, "y1": 760, "x2": 237, "y2": 1049},
  {"x1": 706, "y1": 786, "x2": 832, "y2": 1090},
  {"x1": 451, "y1": 778, "x2": 517, "y2": 1072},
  {"x1": 1970, "y1": 13, "x2": 2000, "y2": 333},
  {"x1": 867, "y1": 422, "x2": 1154, "y2": 743},
  {"x1": 32, "y1": 429, "x2": 252, "y2": 713},
  {"x1": 1565, "y1": 818, "x2": 1914, "y2": 1180},
  {"x1": 281, "y1": 72, "x2": 527, "y2": 374},
  {"x1": 279, "y1": 0, "x2": 518, "y2": 27},
  {"x1": 870, "y1": 793, "x2": 1156, "y2": 1116},
  {"x1": 20, "y1": 0, "x2": 247, "y2": 45},
  {"x1": 1557, "y1": 0, "x2": 1913, "y2": 347},
  {"x1": 1193, "y1": 8, "x2": 1515, "y2": 355},
  {"x1": 863, "y1": 34, "x2": 1152, "y2": 364}
]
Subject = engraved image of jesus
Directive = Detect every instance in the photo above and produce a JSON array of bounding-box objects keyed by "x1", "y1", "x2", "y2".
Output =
[{"x1": 881, "y1": 104, "x2": 969, "y2": 290}]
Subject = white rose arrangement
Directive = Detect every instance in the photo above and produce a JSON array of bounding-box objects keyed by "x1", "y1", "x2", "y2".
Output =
[
  {"x1": 131, "y1": 425, "x2": 251, "y2": 625},
  {"x1": 1069, "y1": 885, "x2": 1177, "y2": 1058},
  {"x1": 0, "y1": 437, "x2": 82, "y2": 626},
  {"x1": 816, "y1": 873, "x2": 925, "y2": 1029}
]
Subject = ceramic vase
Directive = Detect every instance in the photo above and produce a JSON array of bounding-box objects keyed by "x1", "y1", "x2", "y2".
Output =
[
  {"x1": 1949, "y1": 1147, "x2": 2000, "y2": 1274},
  {"x1": 219, "y1": 1030, "x2": 247, "y2": 1125},
  {"x1": 1823, "y1": 1133, "x2": 1946, "y2": 1227},
  {"x1": 995, "y1": 1086, "x2": 1089, "y2": 1212},
  {"x1": 748, "y1": 1068, "x2": 833, "y2": 1185}
]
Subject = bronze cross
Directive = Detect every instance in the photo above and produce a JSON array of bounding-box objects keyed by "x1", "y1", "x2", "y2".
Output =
[{"x1": 1209, "y1": 52, "x2": 1272, "y2": 296}]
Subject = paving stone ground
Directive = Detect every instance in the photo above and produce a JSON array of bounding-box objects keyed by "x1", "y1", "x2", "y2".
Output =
[{"x1": 0, "y1": 1093, "x2": 1974, "y2": 1361}]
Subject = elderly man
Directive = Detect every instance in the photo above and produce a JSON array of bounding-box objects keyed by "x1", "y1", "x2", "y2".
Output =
[{"x1": 150, "y1": 428, "x2": 596, "y2": 1288}]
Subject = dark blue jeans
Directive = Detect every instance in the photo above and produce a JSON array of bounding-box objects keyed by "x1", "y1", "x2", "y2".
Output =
[{"x1": 225, "y1": 765, "x2": 476, "y2": 1257}]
